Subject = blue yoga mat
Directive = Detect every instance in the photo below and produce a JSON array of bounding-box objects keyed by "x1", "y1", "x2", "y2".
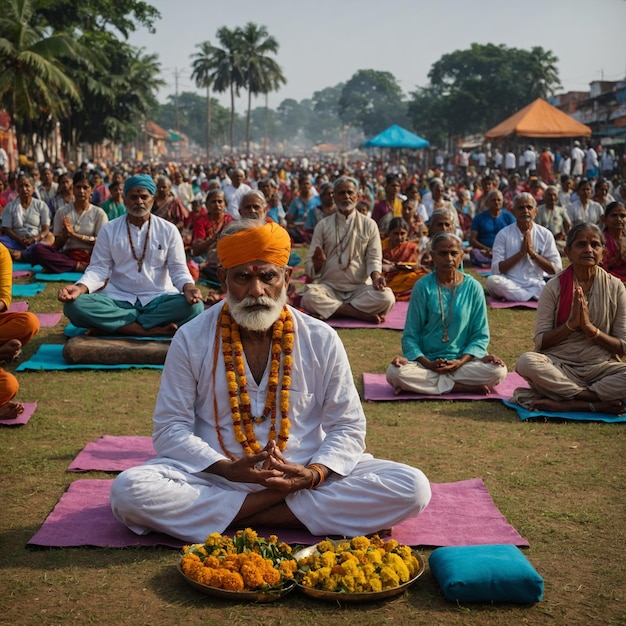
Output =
[
  {"x1": 11, "y1": 262, "x2": 43, "y2": 272},
  {"x1": 35, "y1": 272, "x2": 83, "y2": 282},
  {"x1": 12, "y1": 283, "x2": 46, "y2": 297},
  {"x1": 502, "y1": 399, "x2": 626, "y2": 423},
  {"x1": 16, "y1": 344, "x2": 164, "y2": 371}
]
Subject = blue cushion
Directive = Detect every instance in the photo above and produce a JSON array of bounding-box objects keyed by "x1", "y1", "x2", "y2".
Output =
[{"x1": 429, "y1": 544, "x2": 544, "y2": 603}]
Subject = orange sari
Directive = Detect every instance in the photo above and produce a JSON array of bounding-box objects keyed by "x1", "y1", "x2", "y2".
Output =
[{"x1": 382, "y1": 240, "x2": 428, "y2": 301}]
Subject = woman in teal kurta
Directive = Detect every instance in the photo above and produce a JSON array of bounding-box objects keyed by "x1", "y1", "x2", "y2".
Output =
[{"x1": 386, "y1": 231, "x2": 507, "y2": 395}]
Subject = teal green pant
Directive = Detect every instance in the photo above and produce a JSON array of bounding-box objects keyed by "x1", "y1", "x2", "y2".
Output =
[{"x1": 64, "y1": 293, "x2": 204, "y2": 333}]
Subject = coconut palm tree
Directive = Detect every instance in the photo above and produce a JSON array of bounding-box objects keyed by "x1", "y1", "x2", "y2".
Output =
[
  {"x1": 191, "y1": 41, "x2": 219, "y2": 159},
  {"x1": 0, "y1": 0, "x2": 84, "y2": 154},
  {"x1": 209, "y1": 26, "x2": 245, "y2": 152},
  {"x1": 238, "y1": 22, "x2": 286, "y2": 155}
]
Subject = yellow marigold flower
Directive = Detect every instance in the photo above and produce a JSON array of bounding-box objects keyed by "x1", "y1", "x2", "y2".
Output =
[
  {"x1": 341, "y1": 575, "x2": 356, "y2": 593},
  {"x1": 369, "y1": 577, "x2": 383, "y2": 592},
  {"x1": 384, "y1": 552, "x2": 410, "y2": 583},
  {"x1": 316, "y1": 540, "x2": 335, "y2": 553},
  {"x1": 319, "y1": 551, "x2": 337, "y2": 568},
  {"x1": 379, "y1": 565, "x2": 400, "y2": 588},
  {"x1": 384, "y1": 538, "x2": 399, "y2": 552},
  {"x1": 350, "y1": 536, "x2": 370, "y2": 551},
  {"x1": 279, "y1": 559, "x2": 297, "y2": 579},
  {"x1": 365, "y1": 550, "x2": 382, "y2": 565},
  {"x1": 278, "y1": 542, "x2": 292, "y2": 554}
]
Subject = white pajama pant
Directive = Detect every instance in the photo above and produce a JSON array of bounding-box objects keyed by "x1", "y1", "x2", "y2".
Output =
[
  {"x1": 386, "y1": 360, "x2": 508, "y2": 395},
  {"x1": 514, "y1": 351, "x2": 626, "y2": 406},
  {"x1": 485, "y1": 275, "x2": 544, "y2": 302},
  {"x1": 301, "y1": 283, "x2": 395, "y2": 320},
  {"x1": 110, "y1": 454, "x2": 431, "y2": 543}
]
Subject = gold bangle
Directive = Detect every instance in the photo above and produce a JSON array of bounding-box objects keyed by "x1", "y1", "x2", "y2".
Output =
[
  {"x1": 307, "y1": 463, "x2": 325, "y2": 490},
  {"x1": 565, "y1": 321, "x2": 576, "y2": 332},
  {"x1": 585, "y1": 327, "x2": 601, "y2": 339}
]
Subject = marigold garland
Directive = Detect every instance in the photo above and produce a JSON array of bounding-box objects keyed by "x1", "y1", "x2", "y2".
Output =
[{"x1": 215, "y1": 303, "x2": 294, "y2": 460}]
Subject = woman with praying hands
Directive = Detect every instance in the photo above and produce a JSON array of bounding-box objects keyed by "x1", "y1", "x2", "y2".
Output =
[{"x1": 513, "y1": 223, "x2": 626, "y2": 415}]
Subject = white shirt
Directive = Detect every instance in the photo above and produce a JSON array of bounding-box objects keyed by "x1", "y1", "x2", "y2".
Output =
[
  {"x1": 559, "y1": 156, "x2": 571, "y2": 176},
  {"x1": 223, "y1": 183, "x2": 252, "y2": 219},
  {"x1": 571, "y1": 146, "x2": 585, "y2": 175},
  {"x1": 53, "y1": 203, "x2": 108, "y2": 252},
  {"x1": 585, "y1": 148, "x2": 598, "y2": 169},
  {"x1": 567, "y1": 198, "x2": 603, "y2": 226},
  {"x1": 504, "y1": 152, "x2": 516, "y2": 170},
  {"x1": 77, "y1": 214, "x2": 193, "y2": 305},
  {"x1": 1, "y1": 197, "x2": 50, "y2": 238},
  {"x1": 491, "y1": 222, "x2": 562, "y2": 287},
  {"x1": 151, "y1": 303, "x2": 366, "y2": 474},
  {"x1": 524, "y1": 149, "x2": 537, "y2": 169}
]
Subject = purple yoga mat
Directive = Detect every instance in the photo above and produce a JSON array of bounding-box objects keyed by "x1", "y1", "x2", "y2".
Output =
[
  {"x1": 12, "y1": 270, "x2": 31, "y2": 278},
  {"x1": 487, "y1": 296, "x2": 538, "y2": 309},
  {"x1": 68, "y1": 435, "x2": 156, "y2": 472},
  {"x1": 36, "y1": 312, "x2": 62, "y2": 327},
  {"x1": 27, "y1": 477, "x2": 528, "y2": 549},
  {"x1": 363, "y1": 372, "x2": 529, "y2": 402},
  {"x1": 0, "y1": 401, "x2": 37, "y2": 426},
  {"x1": 326, "y1": 301, "x2": 408, "y2": 330},
  {"x1": 8, "y1": 301, "x2": 29, "y2": 312}
]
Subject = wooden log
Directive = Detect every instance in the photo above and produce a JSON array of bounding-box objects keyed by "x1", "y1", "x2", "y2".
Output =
[{"x1": 62, "y1": 336, "x2": 171, "y2": 365}]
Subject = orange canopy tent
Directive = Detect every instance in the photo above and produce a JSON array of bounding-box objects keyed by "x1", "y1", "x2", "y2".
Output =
[{"x1": 484, "y1": 98, "x2": 591, "y2": 140}]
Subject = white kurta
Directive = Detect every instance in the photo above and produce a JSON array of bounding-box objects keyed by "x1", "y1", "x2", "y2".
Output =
[
  {"x1": 77, "y1": 214, "x2": 193, "y2": 305},
  {"x1": 486, "y1": 222, "x2": 562, "y2": 302},
  {"x1": 302, "y1": 210, "x2": 395, "y2": 319},
  {"x1": 110, "y1": 304, "x2": 431, "y2": 542}
]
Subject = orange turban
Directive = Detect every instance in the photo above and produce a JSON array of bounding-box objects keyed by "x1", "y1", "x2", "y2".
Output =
[{"x1": 217, "y1": 222, "x2": 291, "y2": 269}]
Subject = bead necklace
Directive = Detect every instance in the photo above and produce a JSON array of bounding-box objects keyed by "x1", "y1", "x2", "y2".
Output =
[
  {"x1": 437, "y1": 276, "x2": 458, "y2": 343},
  {"x1": 213, "y1": 304, "x2": 293, "y2": 460},
  {"x1": 126, "y1": 215, "x2": 151, "y2": 272},
  {"x1": 335, "y1": 212, "x2": 356, "y2": 270}
]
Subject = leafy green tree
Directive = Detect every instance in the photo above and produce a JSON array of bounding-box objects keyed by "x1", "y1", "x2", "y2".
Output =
[
  {"x1": 237, "y1": 22, "x2": 286, "y2": 155},
  {"x1": 191, "y1": 41, "x2": 219, "y2": 158},
  {"x1": 410, "y1": 43, "x2": 562, "y2": 142},
  {"x1": 209, "y1": 26, "x2": 245, "y2": 152},
  {"x1": 309, "y1": 83, "x2": 344, "y2": 143},
  {"x1": 0, "y1": 0, "x2": 85, "y2": 154},
  {"x1": 338, "y1": 70, "x2": 407, "y2": 136}
]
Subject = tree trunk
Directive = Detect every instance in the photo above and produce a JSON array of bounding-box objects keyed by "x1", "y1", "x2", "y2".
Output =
[
  {"x1": 246, "y1": 89, "x2": 252, "y2": 156},
  {"x1": 229, "y1": 83, "x2": 235, "y2": 152},
  {"x1": 206, "y1": 85, "x2": 211, "y2": 160}
]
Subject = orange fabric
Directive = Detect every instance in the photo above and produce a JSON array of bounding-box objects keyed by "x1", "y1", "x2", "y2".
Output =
[
  {"x1": 484, "y1": 98, "x2": 592, "y2": 140},
  {"x1": 0, "y1": 312, "x2": 40, "y2": 345},
  {"x1": 217, "y1": 222, "x2": 291, "y2": 269},
  {"x1": 0, "y1": 367, "x2": 19, "y2": 405}
]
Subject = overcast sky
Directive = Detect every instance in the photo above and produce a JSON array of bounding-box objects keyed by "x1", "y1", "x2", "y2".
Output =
[{"x1": 128, "y1": 0, "x2": 626, "y2": 110}]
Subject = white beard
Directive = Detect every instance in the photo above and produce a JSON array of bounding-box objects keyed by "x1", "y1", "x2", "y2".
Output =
[
  {"x1": 126, "y1": 205, "x2": 151, "y2": 218},
  {"x1": 226, "y1": 288, "x2": 288, "y2": 332}
]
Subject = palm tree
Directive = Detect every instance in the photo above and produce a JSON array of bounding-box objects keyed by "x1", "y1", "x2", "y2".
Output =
[
  {"x1": 209, "y1": 26, "x2": 245, "y2": 152},
  {"x1": 238, "y1": 22, "x2": 286, "y2": 155},
  {"x1": 0, "y1": 0, "x2": 84, "y2": 154},
  {"x1": 191, "y1": 41, "x2": 218, "y2": 159}
]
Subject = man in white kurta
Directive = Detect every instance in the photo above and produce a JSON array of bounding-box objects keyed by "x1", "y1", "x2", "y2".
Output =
[
  {"x1": 486, "y1": 193, "x2": 562, "y2": 302},
  {"x1": 110, "y1": 220, "x2": 431, "y2": 542},
  {"x1": 301, "y1": 177, "x2": 395, "y2": 322},
  {"x1": 58, "y1": 174, "x2": 203, "y2": 335}
]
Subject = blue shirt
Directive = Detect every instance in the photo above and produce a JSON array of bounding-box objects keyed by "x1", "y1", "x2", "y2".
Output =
[{"x1": 471, "y1": 210, "x2": 515, "y2": 248}]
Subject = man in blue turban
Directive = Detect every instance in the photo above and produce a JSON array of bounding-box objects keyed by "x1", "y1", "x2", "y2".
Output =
[{"x1": 58, "y1": 173, "x2": 203, "y2": 336}]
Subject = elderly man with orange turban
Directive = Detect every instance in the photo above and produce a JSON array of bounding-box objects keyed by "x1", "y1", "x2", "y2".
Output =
[{"x1": 111, "y1": 219, "x2": 431, "y2": 542}]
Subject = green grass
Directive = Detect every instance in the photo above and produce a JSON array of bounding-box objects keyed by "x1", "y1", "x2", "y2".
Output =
[{"x1": 1, "y1": 271, "x2": 625, "y2": 626}]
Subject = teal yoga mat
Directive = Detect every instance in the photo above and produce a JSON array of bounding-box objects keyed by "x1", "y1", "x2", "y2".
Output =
[
  {"x1": 35, "y1": 272, "x2": 83, "y2": 282},
  {"x1": 16, "y1": 344, "x2": 164, "y2": 371},
  {"x1": 11, "y1": 283, "x2": 46, "y2": 297},
  {"x1": 502, "y1": 399, "x2": 626, "y2": 423},
  {"x1": 11, "y1": 262, "x2": 43, "y2": 272}
]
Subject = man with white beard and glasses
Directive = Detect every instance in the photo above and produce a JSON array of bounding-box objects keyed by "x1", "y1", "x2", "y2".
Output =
[
  {"x1": 110, "y1": 219, "x2": 431, "y2": 542},
  {"x1": 58, "y1": 174, "x2": 203, "y2": 336}
]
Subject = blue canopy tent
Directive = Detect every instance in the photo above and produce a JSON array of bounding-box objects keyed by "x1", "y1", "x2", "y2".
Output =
[{"x1": 363, "y1": 124, "x2": 429, "y2": 149}]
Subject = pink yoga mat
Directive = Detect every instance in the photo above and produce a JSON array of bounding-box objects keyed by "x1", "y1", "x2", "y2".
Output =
[
  {"x1": 0, "y1": 401, "x2": 37, "y2": 426},
  {"x1": 487, "y1": 296, "x2": 538, "y2": 309},
  {"x1": 8, "y1": 301, "x2": 29, "y2": 312},
  {"x1": 36, "y1": 312, "x2": 62, "y2": 327},
  {"x1": 327, "y1": 301, "x2": 408, "y2": 330},
  {"x1": 68, "y1": 435, "x2": 155, "y2": 472},
  {"x1": 27, "y1": 477, "x2": 528, "y2": 549},
  {"x1": 12, "y1": 270, "x2": 31, "y2": 278},
  {"x1": 363, "y1": 371, "x2": 529, "y2": 402}
]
